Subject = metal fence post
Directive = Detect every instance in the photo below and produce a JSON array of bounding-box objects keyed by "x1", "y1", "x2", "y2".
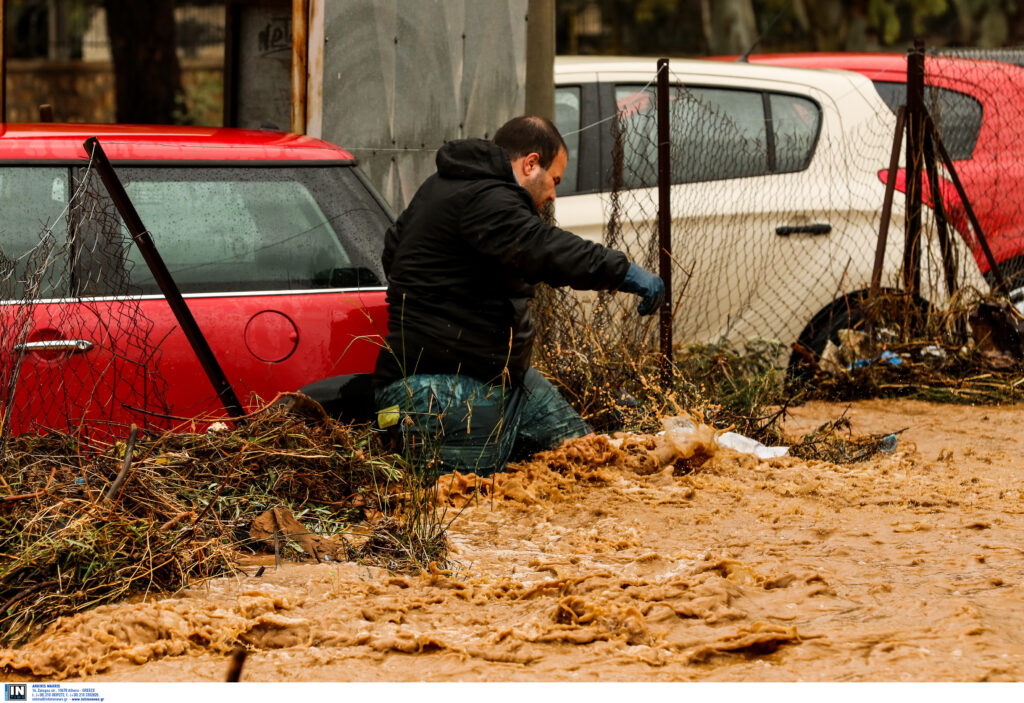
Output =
[
  {"x1": 870, "y1": 106, "x2": 906, "y2": 296},
  {"x1": 903, "y1": 39, "x2": 925, "y2": 299},
  {"x1": 656, "y1": 57, "x2": 672, "y2": 386}
]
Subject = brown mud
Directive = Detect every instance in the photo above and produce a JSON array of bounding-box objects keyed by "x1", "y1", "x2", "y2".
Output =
[{"x1": 2, "y1": 398, "x2": 1024, "y2": 682}]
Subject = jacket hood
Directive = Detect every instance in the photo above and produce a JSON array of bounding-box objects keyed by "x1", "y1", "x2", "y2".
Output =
[{"x1": 436, "y1": 138, "x2": 516, "y2": 183}]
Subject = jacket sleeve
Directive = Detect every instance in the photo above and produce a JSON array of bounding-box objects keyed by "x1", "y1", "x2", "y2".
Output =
[
  {"x1": 381, "y1": 213, "x2": 404, "y2": 278},
  {"x1": 457, "y1": 184, "x2": 630, "y2": 290}
]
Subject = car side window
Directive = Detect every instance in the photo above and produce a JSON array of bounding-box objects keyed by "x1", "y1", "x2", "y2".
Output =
[
  {"x1": 614, "y1": 84, "x2": 769, "y2": 186},
  {"x1": 554, "y1": 86, "x2": 582, "y2": 197},
  {"x1": 871, "y1": 80, "x2": 982, "y2": 160},
  {"x1": 0, "y1": 167, "x2": 69, "y2": 299},
  {"x1": 77, "y1": 165, "x2": 387, "y2": 295},
  {"x1": 769, "y1": 93, "x2": 821, "y2": 173}
]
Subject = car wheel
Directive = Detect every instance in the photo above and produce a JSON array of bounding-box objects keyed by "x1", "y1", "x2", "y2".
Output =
[
  {"x1": 787, "y1": 289, "x2": 927, "y2": 377},
  {"x1": 787, "y1": 292, "x2": 869, "y2": 374}
]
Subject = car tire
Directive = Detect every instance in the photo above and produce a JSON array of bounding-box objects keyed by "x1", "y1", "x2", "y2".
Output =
[
  {"x1": 787, "y1": 289, "x2": 928, "y2": 377},
  {"x1": 787, "y1": 292, "x2": 869, "y2": 374}
]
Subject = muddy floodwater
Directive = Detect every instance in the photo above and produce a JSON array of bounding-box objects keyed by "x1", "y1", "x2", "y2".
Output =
[{"x1": 3, "y1": 398, "x2": 1024, "y2": 682}]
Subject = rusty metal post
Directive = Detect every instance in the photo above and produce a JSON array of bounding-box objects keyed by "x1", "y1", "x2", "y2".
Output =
[
  {"x1": 928, "y1": 113, "x2": 1007, "y2": 294},
  {"x1": 923, "y1": 124, "x2": 958, "y2": 297},
  {"x1": 870, "y1": 106, "x2": 906, "y2": 296},
  {"x1": 903, "y1": 39, "x2": 925, "y2": 299},
  {"x1": 656, "y1": 58, "x2": 672, "y2": 385},
  {"x1": 84, "y1": 137, "x2": 245, "y2": 420},
  {"x1": 291, "y1": 0, "x2": 309, "y2": 134}
]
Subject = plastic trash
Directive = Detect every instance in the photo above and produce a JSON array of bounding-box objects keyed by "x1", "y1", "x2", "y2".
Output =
[
  {"x1": 655, "y1": 416, "x2": 789, "y2": 459},
  {"x1": 879, "y1": 433, "x2": 899, "y2": 453},
  {"x1": 716, "y1": 431, "x2": 790, "y2": 459},
  {"x1": 879, "y1": 350, "x2": 903, "y2": 366}
]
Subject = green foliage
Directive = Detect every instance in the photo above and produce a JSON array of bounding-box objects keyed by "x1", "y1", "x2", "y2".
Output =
[{"x1": 556, "y1": 0, "x2": 1023, "y2": 55}]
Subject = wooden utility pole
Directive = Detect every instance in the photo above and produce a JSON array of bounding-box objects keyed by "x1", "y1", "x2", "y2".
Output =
[
  {"x1": 291, "y1": 0, "x2": 309, "y2": 134},
  {"x1": 525, "y1": 0, "x2": 554, "y2": 120}
]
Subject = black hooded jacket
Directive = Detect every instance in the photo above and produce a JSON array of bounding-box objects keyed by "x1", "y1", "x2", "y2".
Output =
[{"x1": 373, "y1": 138, "x2": 630, "y2": 389}]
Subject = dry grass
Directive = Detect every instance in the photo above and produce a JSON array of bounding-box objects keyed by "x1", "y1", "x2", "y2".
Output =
[{"x1": 0, "y1": 402, "x2": 431, "y2": 647}]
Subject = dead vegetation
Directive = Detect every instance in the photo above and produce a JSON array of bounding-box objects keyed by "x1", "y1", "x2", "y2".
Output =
[
  {"x1": 0, "y1": 402, "x2": 440, "y2": 648},
  {"x1": 4, "y1": 287, "x2": 1024, "y2": 653}
]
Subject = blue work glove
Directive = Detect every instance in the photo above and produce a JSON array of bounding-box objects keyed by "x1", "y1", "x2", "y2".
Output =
[{"x1": 618, "y1": 262, "x2": 666, "y2": 316}]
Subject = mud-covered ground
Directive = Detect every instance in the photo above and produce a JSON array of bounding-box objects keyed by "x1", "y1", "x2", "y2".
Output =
[{"x1": 3, "y1": 399, "x2": 1024, "y2": 682}]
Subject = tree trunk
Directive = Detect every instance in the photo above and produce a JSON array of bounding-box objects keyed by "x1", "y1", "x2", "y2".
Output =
[
  {"x1": 104, "y1": 0, "x2": 183, "y2": 124},
  {"x1": 702, "y1": 0, "x2": 757, "y2": 55}
]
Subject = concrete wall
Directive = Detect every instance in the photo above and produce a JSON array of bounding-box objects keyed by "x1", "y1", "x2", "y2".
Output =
[{"x1": 312, "y1": 0, "x2": 527, "y2": 210}]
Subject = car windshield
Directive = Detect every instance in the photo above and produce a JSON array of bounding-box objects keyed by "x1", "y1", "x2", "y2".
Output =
[{"x1": 74, "y1": 164, "x2": 389, "y2": 296}]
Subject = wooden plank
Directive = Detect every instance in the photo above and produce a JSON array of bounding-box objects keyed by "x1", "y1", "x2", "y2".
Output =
[{"x1": 291, "y1": 0, "x2": 308, "y2": 134}]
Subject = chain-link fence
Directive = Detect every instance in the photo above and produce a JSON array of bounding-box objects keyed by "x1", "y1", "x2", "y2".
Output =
[
  {"x1": 537, "y1": 51, "x2": 1020, "y2": 396},
  {"x1": 926, "y1": 47, "x2": 1024, "y2": 301},
  {"x1": 0, "y1": 155, "x2": 168, "y2": 452},
  {"x1": 5, "y1": 49, "x2": 1024, "y2": 446}
]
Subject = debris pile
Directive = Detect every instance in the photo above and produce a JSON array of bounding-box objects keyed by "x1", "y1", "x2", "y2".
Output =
[{"x1": 0, "y1": 400, "x2": 407, "y2": 647}]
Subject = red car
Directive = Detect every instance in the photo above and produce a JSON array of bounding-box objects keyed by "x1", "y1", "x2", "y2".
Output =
[
  {"x1": 0, "y1": 124, "x2": 390, "y2": 438},
  {"x1": 727, "y1": 52, "x2": 1024, "y2": 304}
]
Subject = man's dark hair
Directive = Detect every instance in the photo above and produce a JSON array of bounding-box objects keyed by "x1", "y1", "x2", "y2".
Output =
[{"x1": 493, "y1": 115, "x2": 567, "y2": 169}]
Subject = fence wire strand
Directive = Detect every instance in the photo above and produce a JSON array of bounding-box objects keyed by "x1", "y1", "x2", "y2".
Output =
[{"x1": 0, "y1": 153, "x2": 169, "y2": 452}]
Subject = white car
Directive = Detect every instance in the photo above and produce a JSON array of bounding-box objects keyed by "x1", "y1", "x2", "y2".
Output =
[{"x1": 552, "y1": 56, "x2": 987, "y2": 366}]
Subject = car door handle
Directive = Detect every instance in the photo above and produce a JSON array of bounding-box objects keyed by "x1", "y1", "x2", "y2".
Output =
[
  {"x1": 13, "y1": 339, "x2": 94, "y2": 353},
  {"x1": 776, "y1": 223, "x2": 831, "y2": 236}
]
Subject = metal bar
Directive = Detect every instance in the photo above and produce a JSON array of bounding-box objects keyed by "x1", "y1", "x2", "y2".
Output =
[
  {"x1": 927, "y1": 110, "x2": 1007, "y2": 294},
  {"x1": 83, "y1": 137, "x2": 246, "y2": 419},
  {"x1": 656, "y1": 57, "x2": 672, "y2": 385},
  {"x1": 14, "y1": 339, "x2": 93, "y2": 353},
  {"x1": 291, "y1": 0, "x2": 309, "y2": 134},
  {"x1": 870, "y1": 105, "x2": 906, "y2": 295},
  {"x1": 903, "y1": 39, "x2": 925, "y2": 298},
  {"x1": 923, "y1": 123, "x2": 958, "y2": 297}
]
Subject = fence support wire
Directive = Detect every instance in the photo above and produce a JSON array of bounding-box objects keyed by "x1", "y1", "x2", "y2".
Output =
[
  {"x1": 870, "y1": 106, "x2": 906, "y2": 296},
  {"x1": 656, "y1": 57, "x2": 672, "y2": 385},
  {"x1": 84, "y1": 137, "x2": 245, "y2": 420}
]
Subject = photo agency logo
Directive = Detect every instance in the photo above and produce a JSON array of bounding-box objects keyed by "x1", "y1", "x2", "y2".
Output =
[{"x1": 4, "y1": 684, "x2": 26, "y2": 701}]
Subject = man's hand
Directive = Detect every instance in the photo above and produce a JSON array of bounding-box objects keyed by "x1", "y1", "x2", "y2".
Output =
[{"x1": 618, "y1": 263, "x2": 666, "y2": 316}]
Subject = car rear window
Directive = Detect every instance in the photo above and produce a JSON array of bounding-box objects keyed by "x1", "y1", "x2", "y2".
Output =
[
  {"x1": 871, "y1": 81, "x2": 982, "y2": 160},
  {"x1": 74, "y1": 165, "x2": 389, "y2": 296},
  {"x1": 613, "y1": 84, "x2": 820, "y2": 187}
]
